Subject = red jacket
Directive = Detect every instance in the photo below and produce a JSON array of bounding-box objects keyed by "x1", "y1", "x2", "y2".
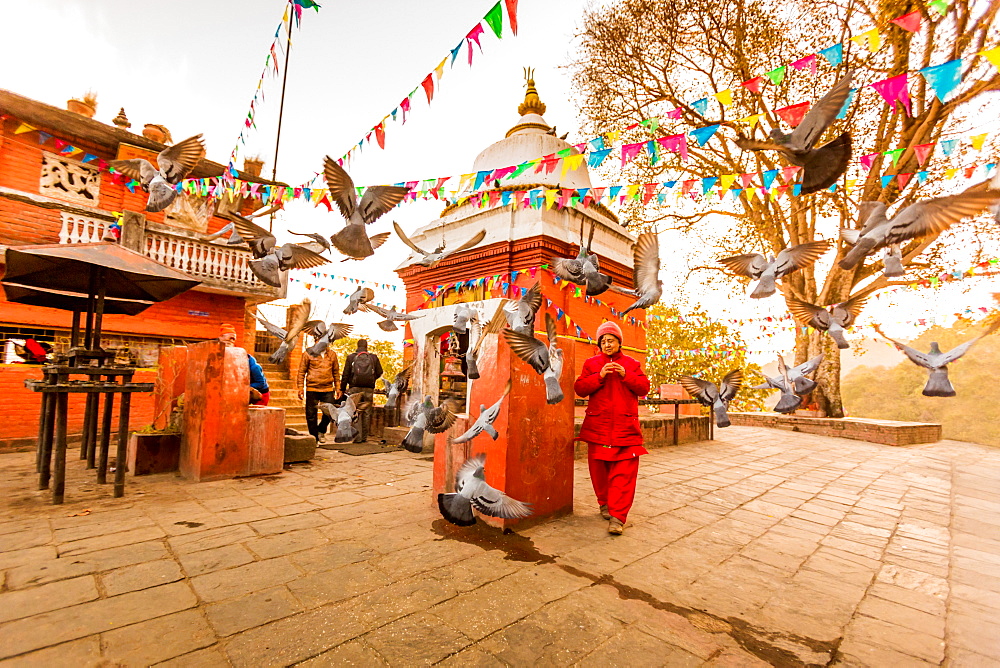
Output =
[{"x1": 574, "y1": 351, "x2": 650, "y2": 446}]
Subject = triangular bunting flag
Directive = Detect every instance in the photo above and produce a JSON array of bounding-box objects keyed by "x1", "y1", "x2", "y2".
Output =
[
  {"x1": 818, "y1": 43, "x2": 843, "y2": 66},
  {"x1": 504, "y1": 0, "x2": 518, "y2": 35},
  {"x1": 720, "y1": 174, "x2": 737, "y2": 190},
  {"x1": 970, "y1": 133, "x2": 988, "y2": 151},
  {"x1": 713, "y1": 89, "x2": 733, "y2": 106},
  {"x1": 775, "y1": 102, "x2": 810, "y2": 127},
  {"x1": 884, "y1": 148, "x2": 905, "y2": 165},
  {"x1": 765, "y1": 66, "x2": 786, "y2": 85},
  {"x1": 741, "y1": 77, "x2": 763, "y2": 93},
  {"x1": 14, "y1": 123, "x2": 35, "y2": 134},
  {"x1": 701, "y1": 177, "x2": 718, "y2": 194},
  {"x1": 860, "y1": 153, "x2": 880, "y2": 171},
  {"x1": 761, "y1": 169, "x2": 779, "y2": 190},
  {"x1": 483, "y1": 2, "x2": 504, "y2": 38},
  {"x1": 851, "y1": 28, "x2": 881, "y2": 52},
  {"x1": 912, "y1": 143, "x2": 935, "y2": 166},
  {"x1": 791, "y1": 54, "x2": 817, "y2": 75},
  {"x1": 691, "y1": 98, "x2": 709, "y2": 115},
  {"x1": 896, "y1": 173, "x2": 912, "y2": 190},
  {"x1": 891, "y1": 10, "x2": 921, "y2": 32},
  {"x1": 870, "y1": 74, "x2": 912, "y2": 116},
  {"x1": 780, "y1": 166, "x2": 801, "y2": 183},
  {"x1": 880, "y1": 174, "x2": 894, "y2": 188},
  {"x1": 374, "y1": 122, "x2": 386, "y2": 149},
  {"x1": 689, "y1": 124, "x2": 720, "y2": 147},
  {"x1": 466, "y1": 24, "x2": 485, "y2": 65},
  {"x1": 739, "y1": 114, "x2": 765, "y2": 127},
  {"x1": 939, "y1": 139, "x2": 958, "y2": 156},
  {"x1": 836, "y1": 88, "x2": 857, "y2": 119},
  {"x1": 421, "y1": 74, "x2": 435, "y2": 103},
  {"x1": 919, "y1": 60, "x2": 962, "y2": 102},
  {"x1": 981, "y1": 46, "x2": 1000, "y2": 74},
  {"x1": 621, "y1": 142, "x2": 645, "y2": 166}
]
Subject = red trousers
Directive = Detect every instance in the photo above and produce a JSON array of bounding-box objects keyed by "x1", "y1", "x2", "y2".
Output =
[{"x1": 588, "y1": 456, "x2": 640, "y2": 522}]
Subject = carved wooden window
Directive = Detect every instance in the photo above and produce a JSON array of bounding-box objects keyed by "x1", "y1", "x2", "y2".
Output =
[{"x1": 39, "y1": 152, "x2": 100, "y2": 205}]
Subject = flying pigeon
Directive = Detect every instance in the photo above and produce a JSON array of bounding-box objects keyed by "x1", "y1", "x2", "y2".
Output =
[
  {"x1": 453, "y1": 303, "x2": 476, "y2": 334},
  {"x1": 359, "y1": 303, "x2": 423, "y2": 332},
  {"x1": 839, "y1": 186, "x2": 1000, "y2": 270},
  {"x1": 502, "y1": 312, "x2": 565, "y2": 404},
  {"x1": 226, "y1": 214, "x2": 329, "y2": 287},
  {"x1": 454, "y1": 381, "x2": 511, "y2": 443},
  {"x1": 288, "y1": 230, "x2": 332, "y2": 254},
  {"x1": 621, "y1": 232, "x2": 663, "y2": 315},
  {"x1": 786, "y1": 294, "x2": 866, "y2": 349},
  {"x1": 553, "y1": 220, "x2": 612, "y2": 296},
  {"x1": 318, "y1": 394, "x2": 361, "y2": 443},
  {"x1": 874, "y1": 321, "x2": 1000, "y2": 397},
  {"x1": 503, "y1": 281, "x2": 543, "y2": 335},
  {"x1": 466, "y1": 305, "x2": 508, "y2": 380},
  {"x1": 256, "y1": 299, "x2": 323, "y2": 364},
  {"x1": 305, "y1": 322, "x2": 353, "y2": 357},
  {"x1": 734, "y1": 71, "x2": 853, "y2": 194},
  {"x1": 108, "y1": 134, "x2": 206, "y2": 212},
  {"x1": 344, "y1": 287, "x2": 375, "y2": 314},
  {"x1": 757, "y1": 356, "x2": 804, "y2": 414},
  {"x1": 719, "y1": 240, "x2": 831, "y2": 299},
  {"x1": 678, "y1": 369, "x2": 744, "y2": 428},
  {"x1": 402, "y1": 395, "x2": 458, "y2": 453},
  {"x1": 381, "y1": 365, "x2": 412, "y2": 409},
  {"x1": 323, "y1": 157, "x2": 409, "y2": 259},
  {"x1": 755, "y1": 353, "x2": 824, "y2": 397},
  {"x1": 394, "y1": 222, "x2": 487, "y2": 268},
  {"x1": 204, "y1": 221, "x2": 245, "y2": 246},
  {"x1": 437, "y1": 454, "x2": 533, "y2": 526}
]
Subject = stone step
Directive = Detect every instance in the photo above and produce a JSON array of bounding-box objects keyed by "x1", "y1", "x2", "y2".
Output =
[{"x1": 267, "y1": 379, "x2": 295, "y2": 390}]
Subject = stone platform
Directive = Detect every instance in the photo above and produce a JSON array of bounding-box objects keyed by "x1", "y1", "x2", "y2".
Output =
[
  {"x1": 574, "y1": 414, "x2": 709, "y2": 459},
  {"x1": 730, "y1": 412, "x2": 942, "y2": 446}
]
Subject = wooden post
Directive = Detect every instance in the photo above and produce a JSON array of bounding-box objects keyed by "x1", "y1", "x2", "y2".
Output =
[{"x1": 120, "y1": 211, "x2": 147, "y2": 252}]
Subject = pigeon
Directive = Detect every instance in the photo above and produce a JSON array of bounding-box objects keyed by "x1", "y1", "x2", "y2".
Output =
[
  {"x1": 621, "y1": 232, "x2": 663, "y2": 315},
  {"x1": 553, "y1": 220, "x2": 612, "y2": 296},
  {"x1": 466, "y1": 305, "x2": 508, "y2": 380},
  {"x1": 839, "y1": 186, "x2": 1000, "y2": 270},
  {"x1": 323, "y1": 157, "x2": 409, "y2": 259},
  {"x1": 883, "y1": 244, "x2": 904, "y2": 278},
  {"x1": 394, "y1": 222, "x2": 487, "y2": 268},
  {"x1": 678, "y1": 369, "x2": 744, "y2": 428},
  {"x1": 874, "y1": 321, "x2": 1000, "y2": 397},
  {"x1": 319, "y1": 394, "x2": 361, "y2": 443},
  {"x1": 305, "y1": 322, "x2": 353, "y2": 357},
  {"x1": 754, "y1": 353, "x2": 824, "y2": 397},
  {"x1": 453, "y1": 303, "x2": 476, "y2": 334},
  {"x1": 108, "y1": 134, "x2": 206, "y2": 212},
  {"x1": 719, "y1": 240, "x2": 831, "y2": 299},
  {"x1": 453, "y1": 381, "x2": 511, "y2": 443},
  {"x1": 437, "y1": 454, "x2": 533, "y2": 526},
  {"x1": 204, "y1": 221, "x2": 245, "y2": 245},
  {"x1": 503, "y1": 281, "x2": 543, "y2": 335},
  {"x1": 256, "y1": 299, "x2": 323, "y2": 364},
  {"x1": 359, "y1": 303, "x2": 423, "y2": 332},
  {"x1": 734, "y1": 71, "x2": 853, "y2": 194},
  {"x1": 786, "y1": 294, "x2": 867, "y2": 349},
  {"x1": 382, "y1": 365, "x2": 412, "y2": 409},
  {"x1": 344, "y1": 287, "x2": 375, "y2": 314},
  {"x1": 402, "y1": 395, "x2": 458, "y2": 453},
  {"x1": 756, "y1": 356, "x2": 804, "y2": 414},
  {"x1": 502, "y1": 312, "x2": 565, "y2": 404},
  {"x1": 226, "y1": 214, "x2": 329, "y2": 287},
  {"x1": 288, "y1": 230, "x2": 331, "y2": 254}
]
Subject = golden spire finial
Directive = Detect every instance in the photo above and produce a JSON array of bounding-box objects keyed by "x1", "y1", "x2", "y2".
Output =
[{"x1": 518, "y1": 67, "x2": 546, "y2": 116}]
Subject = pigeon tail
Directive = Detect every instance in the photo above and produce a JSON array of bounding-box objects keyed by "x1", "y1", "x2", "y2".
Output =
[
  {"x1": 800, "y1": 132, "x2": 852, "y2": 194},
  {"x1": 402, "y1": 427, "x2": 425, "y2": 452},
  {"x1": 773, "y1": 392, "x2": 803, "y2": 414},
  {"x1": 269, "y1": 341, "x2": 291, "y2": 364},
  {"x1": 713, "y1": 402, "x2": 732, "y2": 428},
  {"x1": 335, "y1": 425, "x2": 357, "y2": 443},
  {"x1": 585, "y1": 273, "x2": 613, "y2": 296},
  {"x1": 922, "y1": 368, "x2": 956, "y2": 397},
  {"x1": 145, "y1": 180, "x2": 177, "y2": 213},
  {"x1": 791, "y1": 376, "x2": 818, "y2": 395},
  {"x1": 750, "y1": 273, "x2": 777, "y2": 299},
  {"x1": 544, "y1": 375, "x2": 565, "y2": 405},
  {"x1": 883, "y1": 252, "x2": 905, "y2": 277},
  {"x1": 484, "y1": 424, "x2": 499, "y2": 440},
  {"x1": 839, "y1": 235, "x2": 877, "y2": 270},
  {"x1": 330, "y1": 224, "x2": 375, "y2": 259},
  {"x1": 828, "y1": 326, "x2": 850, "y2": 350},
  {"x1": 438, "y1": 493, "x2": 477, "y2": 526},
  {"x1": 377, "y1": 320, "x2": 399, "y2": 332}
]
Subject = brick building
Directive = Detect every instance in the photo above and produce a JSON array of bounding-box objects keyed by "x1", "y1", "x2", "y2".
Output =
[{"x1": 0, "y1": 89, "x2": 284, "y2": 450}]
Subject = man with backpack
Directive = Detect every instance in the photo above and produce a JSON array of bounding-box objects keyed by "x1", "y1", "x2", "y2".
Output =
[{"x1": 339, "y1": 339, "x2": 383, "y2": 443}]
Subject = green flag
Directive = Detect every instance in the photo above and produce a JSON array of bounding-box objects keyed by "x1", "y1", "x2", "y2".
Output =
[{"x1": 484, "y1": 2, "x2": 504, "y2": 38}]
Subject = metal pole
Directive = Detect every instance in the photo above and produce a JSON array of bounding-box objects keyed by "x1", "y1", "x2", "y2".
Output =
[{"x1": 268, "y1": 11, "x2": 294, "y2": 233}]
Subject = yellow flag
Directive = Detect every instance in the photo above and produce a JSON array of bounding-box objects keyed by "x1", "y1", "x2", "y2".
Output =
[
  {"x1": 744, "y1": 187, "x2": 756, "y2": 201},
  {"x1": 560, "y1": 154, "x2": 585, "y2": 179},
  {"x1": 845, "y1": 179, "x2": 857, "y2": 193},
  {"x1": 713, "y1": 89, "x2": 733, "y2": 106},
  {"x1": 544, "y1": 189, "x2": 557, "y2": 209},
  {"x1": 720, "y1": 174, "x2": 736, "y2": 190},
  {"x1": 851, "y1": 28, "x2": 881, "y2": 52},
  {"x1": 970, "y1": 133, "x2": 988, "y2": 151},
  {"x1": 739, "y1": 114, "x2": 764, "y2": 127},
  {"x1": 434, "y1": 58, "x2": 447, "y2": 81},
  {"x1": 458, "y1": 173, "x2": 475, "y2": 191},
  {"x1": 945, "y1": 168, "x2": 959, "y2": 179},
  {"x1": 14, "y1": 123, "x2": 35, "y2": 134},
  {"x1": 980, "y1": 46, "x2": 1000, "y2": 73},
  {"x1": 605, "y1": 130, "x2": 620, "y2": 145},
  {"x1": 626, "y1": 184, "x2": 640, "y2": 199}
]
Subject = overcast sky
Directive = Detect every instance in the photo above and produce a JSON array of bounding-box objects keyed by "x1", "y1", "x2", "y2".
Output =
[{"x1": 2, "y1": 0, "x2": 995, "y2": 361}]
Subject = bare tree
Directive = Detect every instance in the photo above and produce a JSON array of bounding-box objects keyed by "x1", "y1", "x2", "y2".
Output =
[{"x1": 572, "y1": 0, "x2": 999, "y2": 417}]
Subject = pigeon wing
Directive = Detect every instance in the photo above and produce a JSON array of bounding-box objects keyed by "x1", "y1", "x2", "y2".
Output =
[
  {"x1": 793, "y1": 354, "x2": 825, "y2": 376},
  {"x1": 678, "y1": 376, "x2": 717, "y2": 406},
  {"x1": 322, "y1": 156, "x2": 358, "y2": 220},
  {"x1": 255, "y1": 314, "x2": 287, "y2": 341},
  {"x1": 369, "y1": 232, "x2": 391, "y2": 250},
  {"x1": 545, "y1": 312, "x2": 558, "y2": 346},
  {"x1": 873, "y1": 325, "x2": 933, "y2": 368},
  {"x1": 552, "y1": 258, "x2": 586, "y2": 283},
  {"x1": 280, "y1": 244, "x2": 330, "y2": 270},
  {"x1": 786, "y1": 298, "x2": 829, "y2": 328},
  {"x1": 468, "y1": 479, "x2": 533, "y2": 519},
  {"x1": 734, "y1": 136, "x2": 787, "y2": 154},
  {"x1": 393, "y1": 221, "x2": 428, "y2": 255},
  {"x1": 229, "y1": 214, "x2": 274, "y2": 244},
  {"x1": 157, "y1": 135, "x2": 206, "y2": 183},
  {"x1": 471, "y1": 305, "x2": 509, "y2": 356},
  {"x1": 885, "y1": 188, "x2": 1000, "y2": 245},
  {"x1": 327, "y1": 322, "x2": 354, "y2": 341},
  {"x1": 788, "y1": 71, "x2": 853, "y2": 151},
  {"x1": 719, "y1": 368, "x2": 744, "y2": 402},
  {"x1": 773, "y1": 240, "x2": 831, "y2": 278},
  {"x1": 108, "y1": 158, "x2": 157, "y2": 184},
  {"x1": 359, "y1": 186, "x2": 410, "y2": 224},
  {"x1": 426, "y1": 404, "x2": 458, "y2": 434},
  {"x1": 522, "y1": 282, "x2": 543, "y2": 317},
  {"x1": 444, "y1": 229, "x2": 487, "y2": 257},
  {"x1": 856, "y1": 201, "x2": 889, "y2": 236},
  {"x1": 719, "y1": 253, "x2": 768, "y2": 279},
  {"x1": 837, "y1": 293, "x2": 868, "y2": 325},
  {"x1": 502, "y1": 328, "x2": 549, "y2": 374},
  {"x1": 632, "y1": 232, "x2": 661, "y2": 292},
  {"x1": 939, "y1": 320, "x2": 1000, "y2": 364},
  {"x1": 360, "y1": 303, "x2": 392, "y2": 318}
]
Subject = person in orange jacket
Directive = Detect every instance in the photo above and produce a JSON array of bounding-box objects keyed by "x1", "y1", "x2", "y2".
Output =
[{"x1": 574, "y1": 321, "x2": 650, "y2": 535}]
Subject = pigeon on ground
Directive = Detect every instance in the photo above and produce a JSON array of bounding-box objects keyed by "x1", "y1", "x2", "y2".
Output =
[
  {"x1": 755, "y1": 353, "x2": 824, "y2": 397},
  {"x1": 678, "y1": 369, "x2": 744, "y2": 428},
  {"x1": 359, "y1": 303, "x2": 423, "y2": 332},
  {"x1": 288, "y1": 230, "x2": 331, "y2": 254},
  {"x1": 256, "y1": 299, "x2": 322, "y2": 364},
  {"x1": 620, "y1": 232, "x2": 663, "y2": 315},
  {"x1": 454, "y1": 381, "x2": 511, "y2": 444},
  {"x1": 839, "y1": 186, "x2": 1000, "y2": 270},
  {"x1": 108, "y1": 134, "x2": 206, "y2": 212},
  {"x1": 734, "y1": 71, "x2": 853, "y2": 194},
  {"x1": 786, "y1": 294, "x2": 867, "y2": 349},
  {"x1": 553, "y1": 220, "x2": 612, "y2": 296},
  {"x1": 318, "y1": 394, "x2": 360, "y2": 442},
  {"x1": 502, "y1": 312, "x2": 564, "y2": 404},
  {"x1": 466, "y1": 305, "x2": 508, "y2": 380},
  {"x1": 874, "y1": 321, "x2": 1000, "y2": 397},
  {"x1": 323, "y1": 157, "x2": 409, "y2": 259},
  {"x1": 453, "y1": 303, "x2": 476, "y2": 334},
  {"x1": 503, "y1": 282, "x2": 543, "y2": 335},
  {"x1": 437, "y1": 454, "x2": 533, "y2": 526},
  {"x1": 402, "y1": 395, "x2": 458, "y2": 453},
  {"x1": 305, "y1": 322, "x2": 353, "y2": 357},
  {"x1": 382, "y1": 365, "x2": 412, "y2": 409},
  {"x1": 719, "y1": 241, "x2": 831, "y2": 299},
  {"x1": 394, "y1": 222, "x2": 487, "y2": 268},
  {"x1": 344, "y1": 287, "x2": 375, "y2": 314}
]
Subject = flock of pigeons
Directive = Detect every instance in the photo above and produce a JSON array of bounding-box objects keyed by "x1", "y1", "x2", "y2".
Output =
[{"x1": 113, "y1": 71, "x2": 1000, "y2": 528}]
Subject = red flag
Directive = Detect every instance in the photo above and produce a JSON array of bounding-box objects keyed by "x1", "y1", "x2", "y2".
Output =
[
  {"x1": 896, "y1": 173, "x2": 912, "y2": 190},
  {"x1": 504, "y1": 0, "x2": 518, "y2": 35},
  {"x1": 775, "y1": 102, "x2": 810, "y2": 127},
  {"x1": 741, "y1": 77, "x2": 763, "y2": 93},
  {"x1": 374, "y1": 122, "x2": 386, "y2": 149},
  {"x1": 421, "y1": 74, "x2": 434, "y2": 103},
  {"x1": 466, "y1": 24, "x2": 485, "y2": 65},
  {"x1": 912, "y1": 143, "x2": 934, "y2": 166},
  {"x1": 891, "y1": 10, "x2": 921, "y2": 32},
  {"x1": 781, "y1": 166, "x2": 801, "y2": 183},
  {"x1": 740, "y1": 173, "x2": 756, "y2": 188}
]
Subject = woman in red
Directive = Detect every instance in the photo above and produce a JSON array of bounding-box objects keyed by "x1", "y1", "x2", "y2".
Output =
[{"x1": 574, "y1": 321, "x2": 650, "y2": 535}]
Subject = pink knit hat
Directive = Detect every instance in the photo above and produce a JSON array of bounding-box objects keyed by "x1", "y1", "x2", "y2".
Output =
[{"x1": 595, "y1": 321, "x2": 623, "y2": 344}]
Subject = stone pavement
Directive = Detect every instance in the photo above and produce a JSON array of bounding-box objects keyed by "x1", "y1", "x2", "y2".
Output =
[{"x1": 1, "y1": 427, "x2": 999, "y2": 667}]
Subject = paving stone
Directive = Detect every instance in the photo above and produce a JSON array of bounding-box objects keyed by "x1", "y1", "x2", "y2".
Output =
[
  {"x1": 0, "y1": 546, "x2": 56, "y2": 571},
  {"x1": 100, "y1": 559, "x2": 183, "y2": 596},
  {"x1": 435, "y1": 647, "x2": 506, "y2": 667},
  {"x1": 296, "y1": 639, "x2": 389, "y2": 667},
  {"x1": 190, "y1": 557, "x2": 299, "y2": 603},
  {"x1": 56, "y1": 526, "x2": 166, "y2": 557},
  {"x1": 578, "y1": 626, "x2": 702, "y2": 667},
  {"x1": 205, "y1": 586, "x2": 301, "y2": 636},
  {"x1": 152, "y1": 645, "x2": 232, "y2": 668},
  {"x1": 0, "y1": 637, "x2": 101, "y2": 668},
  {"x1": 287, "y1": 562, "x2": 392, "y2": 608},
  {"x1": 842, "y1": 615, "x2": 945, "y2": 664},
  {"x1": 243, "y1": 527, "x2": 329, "y2": 559},
  {"x1": 101, "y1": 609, "x2": 215, "y2": 667},
  {"x1": 0, "y1": 529, "x2": 52, "y2": 552},
  {"x1": 223, "y1": 606, "x2": 370, "y2": 668},
  {"x1": 167, "y1": 524, "x2": 256, "y2": 555},
  {"x1": 249, "y1": 511, "x2": 327, "y2": 536},
  {"x1": 0, "y1": 575, "x2": 98, "y2": 624},
  {"x1": 856, "y1": 595, "x2": 945, "y2": 637},
  {"x1": 176, "y1": 543, "x2": 255, "y2": 577},
  {"x1": 6, "y1": 540, "x2": 169, "y2": 590},
  {"x1": 364, "y1": 612, "x2": 471, "y2": 665}
]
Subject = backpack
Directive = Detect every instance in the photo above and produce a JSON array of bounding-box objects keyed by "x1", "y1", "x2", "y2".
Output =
[{"x1": 351, "y1": 352, "x2": 377, "y2": 387}]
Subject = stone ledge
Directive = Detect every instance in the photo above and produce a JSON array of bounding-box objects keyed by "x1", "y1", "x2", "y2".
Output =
[
  {"x1": 728, "y1": 412, "x2": 942, "y2": 446},
  {"x1": 573, "y1": 414, "x2": 710, "y2": 459}
]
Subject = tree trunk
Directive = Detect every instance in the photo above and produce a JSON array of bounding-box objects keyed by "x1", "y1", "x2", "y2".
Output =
[{"x1": 795, "y1": 329, "x2": 844, "y2": 418}]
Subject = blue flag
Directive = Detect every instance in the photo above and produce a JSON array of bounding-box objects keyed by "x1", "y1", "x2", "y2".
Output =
[
  {"x1": 919, "y1": 60, "x2": 962, "y2": 102},
  {"x1": 818, "y1": 43, "x2": 843, "y2": 67},
  {"x1": 689, "y1": 124, "x2": 720, "y2": 147}
]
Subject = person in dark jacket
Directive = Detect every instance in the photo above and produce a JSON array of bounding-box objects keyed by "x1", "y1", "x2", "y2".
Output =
[
  {"x1": 219, "y1": 323, "x2": 270, "y2": 405},
  {"x1": 340, "y1": 339, "x2": 383, "y2": 443},
  {"x1": 574, "y1": 321, "x2": 650, "y2": 535}
]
